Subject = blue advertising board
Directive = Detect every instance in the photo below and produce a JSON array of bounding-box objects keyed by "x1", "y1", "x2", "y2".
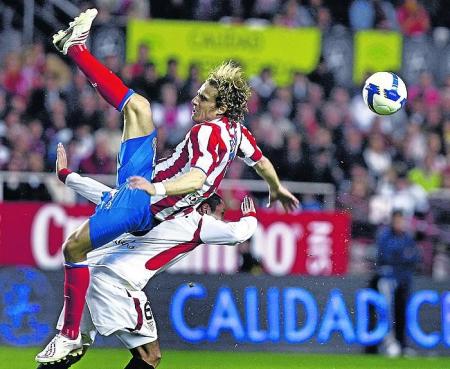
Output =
[{"x1": 0, "y1": 267, "x2": 448, "y2": 355}]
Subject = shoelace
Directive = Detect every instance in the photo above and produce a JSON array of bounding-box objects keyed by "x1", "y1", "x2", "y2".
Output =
[{"x1": 42, "y1": 338, "x2": 57, "y2": 357}]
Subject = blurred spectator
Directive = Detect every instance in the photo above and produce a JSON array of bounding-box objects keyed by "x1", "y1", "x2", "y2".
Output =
[
  {"x1": 311, "y1": 147, "x2": 341, "y2": 186},
  {"x1": 273, "y1": 0, "x2": 314, "y2": 28},
  {"x1": 180, "y1": 63, "x2": 202, "y2": 102},
  {"x1": 316, "y1": 4, "x2": 332, "y2": 32},
  {"x1": 336, "y1": 128, "x2": 365, "y2": 179},
  {"x1": 396, "y1": 0, "x2": 430, "y2": 37},
  {"x1": 349, "y1": 0, "x2": 397, "y2": 30},
  {"x1": 278, "y1": 133, "x2": 313, "y2": 182},
  {"x1": 338, "y1": 166, "x2": 375, "y2": 238},
  {"x1": 408, "y1": 153, "x2": 442, "y2": 193},
  {"x1": 131, "y1": 62, "x2": 160, "y2": 101},
  {"x1": 79, "y1": 133, "x2": 116, "y2": 175},
  {"x1": 408, "y1": 71, "x2": 441, "y2": 108},
  {"x1": 250, "y1": 0, "x2": 280, "y2": 20},
  {"x1": 68, "y1": 90, "x2": 103, "y2": 130},
  {"x1": 250, "y1": 67, "x2": 276, "y2": 107},
  {"x1": 363, "y1": 134, "x2": 392, "y2": 178},
  {"x1": 131, "y1": 43, "x2": 152, "y2": 78},
  {"x1": 151, "y1": 82, "x2": 191, "y2": 147},
  {"x1": 258, "y1": 97, "x2": 295, "y2": 152},
  {"x1": 291, "y1": 71, "x2": 309, "y2": 103},
  {"x1": 372, "y1": 169, "x2": 429, "y2": 221},
  {"x1": 401, "y1": 122, "x2": 426, "y2": 165},
  {"x1": 371, "y1": 211, "x2": 421, "y2": 356},
  {"x1": 349, "y1": 0, "x2": 376, "y2": 30},
  {"x1": 157, "y1": 57, "x2": 183, "y2": 89},
  {"x1": 307, "y1": 56, "x2": 335, "y2": 98}
]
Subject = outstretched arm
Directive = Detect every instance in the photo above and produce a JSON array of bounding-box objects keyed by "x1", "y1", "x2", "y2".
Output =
[
  {"x1": 200, "y1": 196, "x2": 258, "y2": 245},
  {"x1": 56, "y1": 143, "x2": 112, "y2": 204},
  {"x1": 238, "y1": 125, "x2": 299, "y2": 212},
  {"x1": 253, "y1": 156, "x2": 299, "y2": 212}
]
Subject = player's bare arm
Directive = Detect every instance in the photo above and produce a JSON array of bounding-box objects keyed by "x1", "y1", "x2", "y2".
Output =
[
  {"x1": 128, "y1": 168, "x2": 207, "y2": 196},
  {"x1": 253, "y1": 156, "x2": 299, "y2": 212}
]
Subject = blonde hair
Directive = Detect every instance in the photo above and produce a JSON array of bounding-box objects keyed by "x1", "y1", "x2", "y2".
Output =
[{"x1": 206, "y1": 61, "x2": 251, "y2": 122}]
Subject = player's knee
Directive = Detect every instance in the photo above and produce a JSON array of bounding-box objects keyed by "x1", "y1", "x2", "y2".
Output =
[
  {"x1": 126, "y1": 94, "x2": 150, "y2": 117},
  {"x1": 62, "y1": 232, "x2": 86, "y2": 261}
]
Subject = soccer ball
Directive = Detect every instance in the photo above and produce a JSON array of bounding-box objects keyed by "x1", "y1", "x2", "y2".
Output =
[{"x1": 362, "y1": 72, "x2": 407, "y2": 115}]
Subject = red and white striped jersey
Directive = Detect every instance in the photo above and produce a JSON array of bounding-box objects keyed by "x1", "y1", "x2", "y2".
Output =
[
  {"x1": 65, "y1": 172, "x2": 257, "y2": 291},
  {"x1": 151, "y1": 116, "x2": 262, "y2": 221},
  {"x1": 87, "y1": 210, "x2": 257, "y2": 291}
]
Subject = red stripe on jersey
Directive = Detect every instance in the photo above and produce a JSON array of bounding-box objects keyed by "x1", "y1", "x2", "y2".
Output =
[
  {"x1": 126, "y1": 291, "x2": 143, "y2": 331},
  {"x1": 205, "y1": 124, "x2": 226, "y2": 175},
  {"x1": 154, "y1": 146, "x2": 189, "y2": 182},
  {"x1": 145, "y1": 219, "x2": 203, "y2": 270},
  {"x1": 205, "y1": 125, "x2": 219, "y2": 175},
  {"x1": 164, "y1": 206, "x2": 195, "y2": 220},
  {"x1": 190, "y1": 124, "x2": 203, "y2": 167},
  {"x1": 151, "y1": 195, "x2": 182, "y2": 215},
  {"x1": 241, "y1": 125, "x2": 263, "y2": 162}
]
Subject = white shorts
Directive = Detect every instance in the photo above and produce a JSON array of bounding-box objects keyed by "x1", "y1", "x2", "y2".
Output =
[{"x1": 57, "y1": 274, "x2": 158, "y2": 349}]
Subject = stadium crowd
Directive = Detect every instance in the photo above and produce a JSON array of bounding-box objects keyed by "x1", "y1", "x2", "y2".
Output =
[{"x1": 0, "y1": 0, "x2": 449, "y2": 277}]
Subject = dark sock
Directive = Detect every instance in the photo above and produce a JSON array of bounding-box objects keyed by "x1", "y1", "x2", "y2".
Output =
[{"x1": 124, "y1": 357, "x2": 155, "y2": 369}]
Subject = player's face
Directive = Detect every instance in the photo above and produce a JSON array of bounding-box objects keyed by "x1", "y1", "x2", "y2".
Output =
[
  {"x1": 191, "y1": 82, "x2": 223, "y2": 123},
  {"x1": 212, "y1": 201, "x2": 226, "y2": 221}
]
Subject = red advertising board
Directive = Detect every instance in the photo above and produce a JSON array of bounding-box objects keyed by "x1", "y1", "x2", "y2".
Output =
[{"x1": 0, "y1": 202, "x2": 350, "y2": 275}]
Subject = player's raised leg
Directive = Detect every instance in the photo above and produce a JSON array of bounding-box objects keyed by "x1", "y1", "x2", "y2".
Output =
[{"x1": 53, "y1": 7, "x2": 155, "y2": 140}]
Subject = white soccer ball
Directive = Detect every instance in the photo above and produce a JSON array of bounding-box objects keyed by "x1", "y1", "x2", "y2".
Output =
[{"x1": 362, "y1": 72, "x2": 407, "y2": 115}]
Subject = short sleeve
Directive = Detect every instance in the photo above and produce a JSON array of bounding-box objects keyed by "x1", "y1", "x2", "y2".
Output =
[
  {"x1": 238, "y1": 125, "x2": 263, "y2": 166},
  {"x1": 189, "y1": 124, "x2": 220, "y2": 175}
]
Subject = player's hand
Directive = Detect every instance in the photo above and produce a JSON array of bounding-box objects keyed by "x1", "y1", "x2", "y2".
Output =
[
  {"x1": 127, "y1": 176, "x2": 155, "y2": 195},
  {"x1": 56, "y1": 142, "x2": 68, "y2": 174},
  {"x1": 267, "y1": 185, "x2": 299, "y2": 212},
  {"x1": 241, "y1": 196, "x2": 256, "y2": 216}
]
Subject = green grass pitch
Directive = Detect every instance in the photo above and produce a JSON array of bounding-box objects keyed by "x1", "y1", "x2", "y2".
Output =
[{"x1": 1, "y1": 347, "x2": 449, "y2": 369}]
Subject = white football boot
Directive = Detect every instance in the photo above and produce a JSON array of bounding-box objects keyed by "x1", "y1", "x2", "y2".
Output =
[
  {"x1": 35, "y1": 333, "x2": 83, "y2": 364},
  {"x1": 52, "y1": 8, "x2": 98, "y2": 55}
]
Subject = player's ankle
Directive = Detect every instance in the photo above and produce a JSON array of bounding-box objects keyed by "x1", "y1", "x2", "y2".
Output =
[
  {"x1": 67, "y1": 44, "x2": 88, "y2": 57},
  {"x1": 60, "y1": 329, "x2": 79, "y2": 340}
]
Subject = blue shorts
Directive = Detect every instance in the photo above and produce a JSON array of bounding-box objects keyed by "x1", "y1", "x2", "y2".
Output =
[{"x1": 89, "y1": 130, "x2": 157, "y2": 249}]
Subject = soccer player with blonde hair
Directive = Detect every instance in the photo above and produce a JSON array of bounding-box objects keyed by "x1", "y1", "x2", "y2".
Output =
[{"x1": 36, "y1": 8, "x2": 298, "y2": 365}]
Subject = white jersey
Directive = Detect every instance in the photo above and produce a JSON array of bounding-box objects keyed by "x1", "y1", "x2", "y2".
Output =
[
  {"x1": 65, "y1": 172, "x2": 257, "y2": 291},
  {"x1": 150, "y1": 116, "x2": 262, "y2": 220}
]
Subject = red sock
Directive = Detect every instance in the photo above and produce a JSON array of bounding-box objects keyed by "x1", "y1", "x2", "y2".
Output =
[
  {"x1": 61, "y1": 264, "x2": 90, "y2": 339},
  {"x1": 67, "y1": 44, "x2": 133, "y2": 111}
]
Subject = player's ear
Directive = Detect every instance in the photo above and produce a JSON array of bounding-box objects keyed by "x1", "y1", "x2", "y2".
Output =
[{"x1": 216, "y1": 104, "x2": 227, "y2": 115}]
